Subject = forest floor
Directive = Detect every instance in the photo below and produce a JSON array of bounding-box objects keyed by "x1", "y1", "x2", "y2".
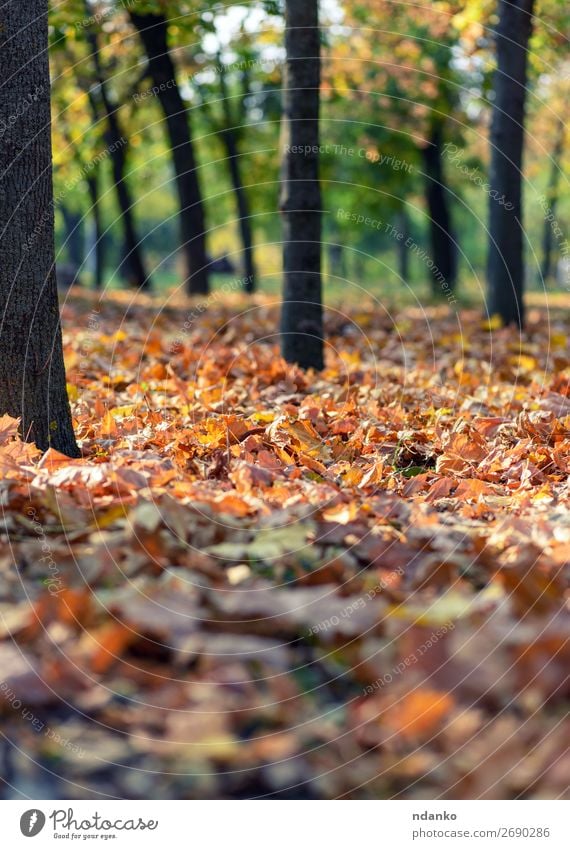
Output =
[{"x1": 0, "y1": 290, "x2": 568, "y2": 799}]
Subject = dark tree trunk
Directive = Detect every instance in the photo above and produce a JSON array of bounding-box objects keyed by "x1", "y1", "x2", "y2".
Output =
[
  {"x1": 130, "y1": 12, "x2": 209, "y2": 296},
  {"x1": 279, "y1": 0, "x2": 323, "y2": 370},
  {"x1": 86, "y1": 171, "x2": 105, "y2": 289},
  {"x1": 218, "y1": 65, "x2": 256, "y2": 293},
  {"x1": 487, "y1": 0, "x2": 535, "y2": 327},
  {"x1": 61, "y1": 126, "x2": 104, "y2": 289},
  {"x1": 421, "y1": 124, "x2": 457, "y2": 296},
  {"x1": 541, "y1": 119, "x2": 565, "y2": 283},
  {"x1": 328, "y1": 244, "x2": 346, "y2": 280},
  {"x1": 60, "y1": 206, "x2": 84, "y2": 269},
  {"x1": 84, "y1": 24, "x2": 151, "y2": 291},
  {"x1": 0, "y1": 0, "x2": 79, "y2": 456},
  {"x1": 220, "y1": 130, "x2": 256, "y2": 292},
  {"x1": 396, "y1": 208, "x2": 410, "y2": 283},
  {"x1": 105, "y1": 108, "x2": 150, "y2": 291}
]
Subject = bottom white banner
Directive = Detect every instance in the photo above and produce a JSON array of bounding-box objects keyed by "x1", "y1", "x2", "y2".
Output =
[{"x1": 0, "y1": 800, "x2": 567, "y2": 848}]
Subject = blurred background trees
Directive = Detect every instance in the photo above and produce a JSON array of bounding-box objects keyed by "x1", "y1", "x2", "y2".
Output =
[{"x1": 47, "y1": 0, "x2": 568, "y2": 323}]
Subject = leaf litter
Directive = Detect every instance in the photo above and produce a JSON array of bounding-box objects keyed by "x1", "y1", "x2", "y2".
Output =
[{"x1": 0, "y1": 291, "x2": 568, "y2": 799}]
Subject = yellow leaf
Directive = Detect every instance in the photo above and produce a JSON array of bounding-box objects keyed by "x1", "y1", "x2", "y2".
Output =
[
  {"x1": 249, "y1": 411, "x2": 274, "y2": 424},
  {"x1": 93, "y1": 504, "x2": 129, "y2": 529},
  {"x1": 481, "y1": 314, "x2": 503, "y2": 331},
  {"x1": 388, "y1": 585, "x2": 503, "y2": 626},
  {"x1": 100, "y1": 410, "x2": 118, "y2": 437},
  {"x1": 509, "y1": 354, "x2": 536, "y2": 372},
  {"x1": 110, "y1": 405, "x2": 136, "y2": 417},
  {"x1": 550, "y1": 332, "x2": 567, "y2": 348}
]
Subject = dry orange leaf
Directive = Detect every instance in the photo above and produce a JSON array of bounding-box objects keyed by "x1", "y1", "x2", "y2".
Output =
[{"x1": 385, "y1": 688, "x2": 455, "y2": 741}]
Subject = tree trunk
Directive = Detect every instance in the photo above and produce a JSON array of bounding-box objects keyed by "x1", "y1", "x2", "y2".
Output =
[
  {"x1": 84, "y1": 24, "x2": 151, "y2": 291},
  {"x1": 541, "y1": 119, "x2": 565, "y2": 283},
  {"x1": 86, "y1": 171, "x2": 105, "y2": 289},
  {"x1": 60, "y1": 206, "x2": 84, "y2": 269},
  {"x1": 130, "y1": 12, "x2": 209, "y2": 296},
  {"x1": 487, "y1": 0, "x2": 535, "y2": 326},
  {"x1": 218, "y1": 64, "x2": 256, "y2": 293},
  {"x1": 0, "y1": 0, "x2": 79, "y2": 456},
  {"x1": 328, "y1": 244, "x2": 346, "y2": 280},
  {"x1": 220, "y1": 131, "x2": 256, "y2": 292},
  {"x1": 61, "y1": 126, "x2": 104, "y2": 289},
  {"x1": 421, "y1": 124, "x2": 457, "y2": 296},
  {"x1": 106, "y1": 109, "x2": 150, "y2": 291},
  {"x1": 396, "y1": 208, "x2": 410, "y2": 283},
  {"x1": 279, "y1": 0, "x2": 324, "y2": 371}
]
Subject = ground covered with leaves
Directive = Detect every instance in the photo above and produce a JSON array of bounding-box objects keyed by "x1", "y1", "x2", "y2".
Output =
[{"x1": 0, "y1": 291, "x2": 568, "y2": 799}]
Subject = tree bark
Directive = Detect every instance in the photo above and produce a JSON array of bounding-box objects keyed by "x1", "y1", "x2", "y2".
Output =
[
  {"x1": 218, "y1": 64, "x2": 256, "y2": 293},
  {"x1": 0, "y1": 0, "x2": 79, "y2": 455},
  {"x1": 541, "y1": 119, "x2": 565, "y2": 283},
  {"x1": 421, "y1": 123, "x2": 457, "y2": 296},
  {"x1": 61, "y1": 125, "x2": 105, "y2": 289},
  {"x1": 84, "y1": 25, "x2": 151, "y2": 291},
  {"x1": 327, "y1": 244, "x2": 346, "y2": 281},
  {"x1": 396, "y1": 208, "x2": 410, "y2": 283},
  {"x1": 220, "y1": 130, "x2": 256, "y2": 292},
  {"x1": 487, "y1": 0, "x2": 535, "y2": 326},
  {"x1": 60, "y1": 205, "x2": 84, "y2": 270},
  {"x1": 86, "y1": 171, "x2": 105, "y2": 289},
  {"x1": 279, "y1": 0, "x2": 324, "y2": 371},
  {"x1": 130, "y1": 12, "x2": 209, "y2": 296}
]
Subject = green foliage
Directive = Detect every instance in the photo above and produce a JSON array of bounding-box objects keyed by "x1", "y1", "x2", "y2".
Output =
[{"x1": 48, "y1": 0, "x2": 569, "y2": 299}]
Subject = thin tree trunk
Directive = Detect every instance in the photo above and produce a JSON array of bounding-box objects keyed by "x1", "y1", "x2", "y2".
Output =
[
  {"x1": 105, "y1": 109, "x2": 150, "y2": 290},
  {"x1": 328, "y1": 244, "x2": 345, "y2": 280},
  {"x1": 61, "y1": 125, "x2": 104, "y2": 289},
  {"x1": 487, "y1": 0, "x2": 535, "y2": 326},
  {"x1": 86, "y1": 171, "x2": 105, "y2": 289},
  {"x1": 279, "y1": 0, "x2": 323, "y2": 370},
  {"x1": 60, "y1": 206, "x2": 84, "y2": 269},
  {"x1": 421, "y1": 123, "x2": 457, "y2": 296},
  {"x1": 130, "y1": 12, "x2": 209, "y2": 296},
  {"x1": 0, "y1": 0, "x2": 79, "y2": 455},
  {"x1": 541, "y1": 119, "x2": 565, "y2": 283},
  {"x1": 396, "y1": 208, "x2": 410, "y2": 283},
  {"x1": 84, "y1": 23, "x2": 151, "y2": 291},
  {"x1": 218, "y1": 64, "x2": 256, "y2": 293},
  {"x1": 219, "y1": 130, "x2": 256, "y2": 293}
]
